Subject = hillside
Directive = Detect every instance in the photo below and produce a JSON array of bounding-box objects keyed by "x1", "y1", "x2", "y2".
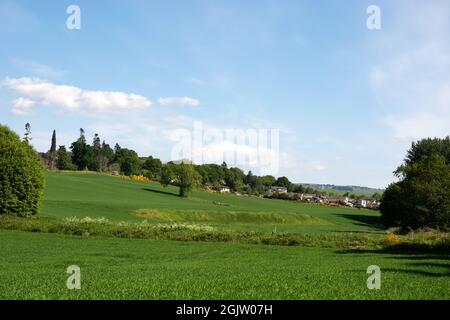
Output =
[{"x1": 42, "y1": 171, "x2": 383, "y2": 235}]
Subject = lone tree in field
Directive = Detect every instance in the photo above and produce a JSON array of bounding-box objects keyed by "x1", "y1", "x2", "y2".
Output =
[
  {"x1": 161, "y1": 162, "x2": 202, "y2": 197},
  {"x1": 0, "y1": 124, "x2": 44, "y2": 217},
  {"x1": 380, "y1": 137, "x2": 450, "y2": 229}
]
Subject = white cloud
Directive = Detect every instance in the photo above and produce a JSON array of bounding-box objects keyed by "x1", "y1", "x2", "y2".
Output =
[
  {"x1": 158, "y1": 96, "x2": 200, "y2": 107},
  {"x1": 10, "y1": 97, "x2": 35, "y2": 116},
  {"x1": 2, "y1": 77, "x2": 152, "y2": 114}
]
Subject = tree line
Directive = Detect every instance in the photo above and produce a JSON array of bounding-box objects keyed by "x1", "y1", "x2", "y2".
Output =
[{"x1": 41, "y1": 127, "x2": 313, "y2": 197}]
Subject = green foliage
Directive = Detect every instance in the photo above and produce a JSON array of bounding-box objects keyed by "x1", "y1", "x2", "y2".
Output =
[
  {"x1": 161, "y1": 162, "x2": 202, "y2": 197},
  {"x1": 56, "y1": 146, "x2": 76, "y2": 170},
  {"x1": 0, "y1": 125, "x2": 44, "y2": 217},
  {"x1": 194, "y1": 163, "x2": 226, "y2": 185},
  {"x1": 98, "y1": 141, "x2": 114, "y2": 171},
  {"x1": 225, "y1": 167, "x2": 245, "y2": 191},
  {"x1": 50, "y1": 130, "x2": 57, "y2": 153},
  {"x1": 70, "y1": 128, "x2": 95, "y2": 170},
  {"x1": 404, "y1": 136, "x2": 450, "y2": 166},
  {"x1": 274, "y1": 176, "x2": 292, "y2": 191},
  {"x1": 114, "y1": 148, "x2": 140, "y2": 176},
  {"x1": 258, "y1": 175, "x2": 276, "y2": 187},
  {"x1": 381, "y1": 137, "x2": 450, "y2": 229},
  {"x1": 142, "y1": 156, "x2": 162, "y2": 179}
]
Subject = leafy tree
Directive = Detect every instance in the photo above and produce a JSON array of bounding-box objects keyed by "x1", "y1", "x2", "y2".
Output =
[
  {"x1": 99, "y1": 141, "x2": 114, "y2": 171},
  {"x1": 114, "y1": 148, "x2": 140, "y2": 176},
  {"x1": 161, "y1": 162, "x2": 201, "y2": 197},
  {"x1": 89, "y1": 133, "x2": 102, "y2": 171},
  {"x1": 70, "y1": 129, "x2": 94, "y2": 170},
  {"x1": 292, "y1": 184, "x2": 306, "y2": 193},
  {"x1": 56, "y1": 146, "x2": 75, "y2": 170},
  {"x1": 225, "y1": 167, "x2": 245, "y2": 191},
  {"x1": 258, "y1": 175, "x2": 276, "y2": 188},
  {"x1": 244, "y1": 171, "x2": 257, "y2": 188},
  {"x1": 142, "y1": 156, "x2": 162, "y2": 179},
  {"x1": 381, "y1": 137, "x2": 450, "y2": 229},
  {"x1": 372, "y1": 192, "x2": 382, "y2": 200},
  {"x1": 273, "y1": 176, "x2": 292, "y2": 191},
  {"x1": 0, "y1": 125, "x2": 44, "y2": 217},
  {"x1": 404, "y1": 136, "x2": 450, "y2": 166}
]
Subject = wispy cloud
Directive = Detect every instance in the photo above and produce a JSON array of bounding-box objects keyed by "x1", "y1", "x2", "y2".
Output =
[
  {"x1": 158, "y1": 96, "x2": 200, "y2": 107},
  {"x1": 11, "y1": 59, "x2": 66, "y2": 78},
  {"x1": 369, "y1": 1, "x2": 450, "y2": 141}
]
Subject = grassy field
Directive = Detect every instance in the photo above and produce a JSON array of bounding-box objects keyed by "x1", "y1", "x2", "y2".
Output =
[
  {"x1": 1, "y1": 171, "x2": 449, "y2": 300},
  {"x1": 42, "y1": 171, "x2": 383, "y2": 234},
  {"x1": 1, "y1": 230, "x2": 449, "y2": 300}
]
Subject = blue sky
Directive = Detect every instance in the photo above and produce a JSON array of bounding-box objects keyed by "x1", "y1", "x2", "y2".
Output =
[{"x1": 1, "y1": 0, "x2": 449, "y2": 188}]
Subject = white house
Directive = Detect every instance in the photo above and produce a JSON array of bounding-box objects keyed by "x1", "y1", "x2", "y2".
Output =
[
  {"x1": 215, "y1": 186, "x2": 230, "y2": 193},
  {"x1": 270, "y1": 186, "x2": 288, "y2": 193}
]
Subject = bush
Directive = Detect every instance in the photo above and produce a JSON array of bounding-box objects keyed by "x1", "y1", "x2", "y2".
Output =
[{"x1": 0, "y1": 125, "x2": 44, "y2": 217}]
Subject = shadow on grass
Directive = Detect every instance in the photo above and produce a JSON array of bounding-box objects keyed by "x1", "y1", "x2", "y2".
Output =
[
  {"x1": 143, "y1": 187, "x2": 180, "y2": 198},
  {"x1": 337, "y1": 244, "x2": 450, "y2": 278},
  {"x1": 335, "y1": 213, "x2": 384, "y2": 230}
]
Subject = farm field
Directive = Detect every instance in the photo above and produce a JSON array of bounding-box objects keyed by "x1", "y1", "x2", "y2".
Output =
[
  {"x1": 1, "y1": 230, "x2": 449, "y2": 300},
  {"x1": 42, "y1": 171, "x2": 383, "y2": 235},
  {"x1": 1, "y1": 171, "x2": 449, "y2": 300}
]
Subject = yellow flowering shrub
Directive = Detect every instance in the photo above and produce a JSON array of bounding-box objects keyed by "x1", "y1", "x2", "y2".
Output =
[{"x1": 383, "y1": 233, "x2": 401, "y2": 245}]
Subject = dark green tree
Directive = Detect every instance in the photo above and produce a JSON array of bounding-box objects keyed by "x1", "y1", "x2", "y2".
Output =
[
  {"x1": 142, "y1": 156, "x2": 162, "y2": 179},
  {"x1": 99, "y1": 141, "x2": 114, "y2": 171},
  {"x1": 225, "y1": 167, "x2": 245, "y2": 191},
  {"x1": 56, "y1": 146, "x2": 75, "y2": 170},
  {"x1": 70, "y1": 128, "x2": 94, "y2": 170},
  {"x1": 48, "y1": 130, "x2": 57, "y2": 169},
  {"x1": 381, "y1": 137, "x2": 450, "y2": 229},
  {"x1": 114, "y1": 148, "x2": 140, "y2": 176},
  {"x1": 0, "y1": 125, "x2": 44, "y2": 217},
  {"x1": 161, "y1": 162, "x2": 202, "y2": 197},
  {"x1": 273, "y1": 176, "x2": 292, "y2": 191},
  {"x1": 24, "y1": 123, "x2": 32, "y2": 143}
]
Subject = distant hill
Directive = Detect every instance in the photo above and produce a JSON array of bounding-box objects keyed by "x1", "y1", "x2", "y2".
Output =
[{"x1": 299, "y1": 183, "x2": 384, "y2": 197}]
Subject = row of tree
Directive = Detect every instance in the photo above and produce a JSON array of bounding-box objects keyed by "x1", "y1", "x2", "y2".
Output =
[
  {"x1": 41, "y1": 128, "x2": 303, "y2": 196},
  {"x1": 41, "y1": 127, "x2": 384, "y2": 198}
]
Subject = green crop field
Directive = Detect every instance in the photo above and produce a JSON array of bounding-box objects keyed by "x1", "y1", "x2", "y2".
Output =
[
  {"x1": 1, "y1": 230, "x2": 449, "y2": 300},
  {"x1": 42, "y1": 171, "x2": 383, "y2": 234},
  {"x1": 1, "y1": 171, "x2": 449, "y2": 300}
]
